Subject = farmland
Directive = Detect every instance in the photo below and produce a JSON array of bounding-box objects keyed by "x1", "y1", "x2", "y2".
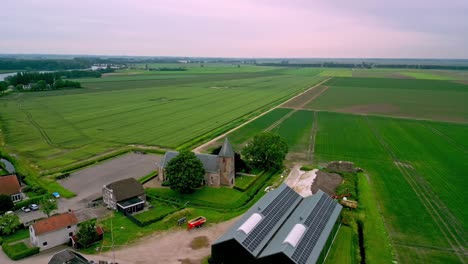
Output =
[
  {"x1": 305, "y1": 77, "x2": 468, "y2": 122},
  {"x1": 213, "y1": 73, "x2": 468, "y2": 263},
  {"x1": 0, "y1": 67, "x2": 325, "y2": 170},
  {"x1": 1, "y1": 64, "x2": 467, "y2": 263}
]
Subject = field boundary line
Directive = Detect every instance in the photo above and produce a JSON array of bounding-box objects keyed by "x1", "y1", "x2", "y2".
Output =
[
  {"x1": 364, "y1": 116, "x2": 467, "y2": 263},
  {"x1": 306, "y1": 111, "x2": 318, "y2": 163},
  {"x1": 193, "y1": 77, "x2": 331, "y2": 153}
]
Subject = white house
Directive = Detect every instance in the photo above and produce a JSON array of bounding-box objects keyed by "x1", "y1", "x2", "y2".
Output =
[
  {"x1": 0, "y1": 174, "x2": 23, "y2": 202},
  {"x1": 30, "y1": 212, "x2": 78, "y2": 251}
]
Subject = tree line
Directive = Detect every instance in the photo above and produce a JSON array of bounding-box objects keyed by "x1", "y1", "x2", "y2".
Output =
[
  {"x1": 4, "y1": 72, "x2": 81, "y2": 91},
  {"x1": 0, "y1": 58, "x2": 92, "y2": 71}
]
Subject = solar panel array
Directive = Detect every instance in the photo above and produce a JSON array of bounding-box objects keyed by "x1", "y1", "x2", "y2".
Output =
[
  {"x1": 291, "y1": 194, "x2": 336, "y2": 264},
  {"x1": 242, "y1": 187, "x2": 299, "y2": 253}
]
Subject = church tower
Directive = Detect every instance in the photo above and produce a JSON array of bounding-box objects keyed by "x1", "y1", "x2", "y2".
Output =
[{"x1": 218, "y1": 138, "x2": 235, "y2": 186}]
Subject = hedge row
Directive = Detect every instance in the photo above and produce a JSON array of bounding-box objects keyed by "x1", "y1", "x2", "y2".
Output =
[
  {"x1": 2, "y1": 242, "x2": 40, "y2": 260},
  {"x1": 13, "y1": 195, "x2": 46, "y2": 210},
  {"x1": 138, "y1": 171, "x2": 159, "y2": 184},
  {"x1": 125, "y1": 207, "x2": 180, "y2": 227}
]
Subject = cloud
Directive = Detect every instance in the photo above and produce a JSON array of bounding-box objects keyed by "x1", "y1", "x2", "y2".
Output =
[{"x1": 0, "y1": 0, "x2": 466, "y2": 58}]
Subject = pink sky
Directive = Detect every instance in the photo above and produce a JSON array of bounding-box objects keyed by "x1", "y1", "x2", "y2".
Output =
[{"x1": 1, "y1": 0, "x2": 467, "y2": 58}]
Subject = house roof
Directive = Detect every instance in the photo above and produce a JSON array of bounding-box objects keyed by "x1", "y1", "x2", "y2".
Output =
[
  {"x1": 213, "y1": 184, "x2": 342, "y2": 264},
  {"x1": 218, "y1": 138, "x2": 235, "y2": 158},
  {"x1": 160, "y1": 151, "x2": 219, "y2": 172},
  {"x1": 105, "y1": 178, "x2": 144, "y2": 202},
  {"x1": 32, "y1": 212, "x2": 78, "y2": 236},
  {"x1": 48, "y1": 249, "x2": 89, "y2": 264},
  {"x1": 0, "y1": 174, "x2": 21, "y2": 196}
]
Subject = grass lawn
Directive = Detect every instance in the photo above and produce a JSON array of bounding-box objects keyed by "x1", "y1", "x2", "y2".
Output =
[
  {"x1": 1, "y1": 229, "x2": 29, "y2": 243},
  {"x1": 7, "y1": 242, "x2": 29, "y2": 251},
  {"x1": 133, "y1": 202, "x2": 179, "y2": 223},
  {"x1": 146, "y1": 186, "x2": 244, "y2": 207},
  {"x1": 324, "y1": 226, "x2": 355, "y2": 264},
  {"x1": 234, "y1": 175, "x2": 256, "y2": 190}
]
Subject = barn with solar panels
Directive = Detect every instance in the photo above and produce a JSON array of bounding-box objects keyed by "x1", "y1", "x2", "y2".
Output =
[{"x1": 211, "y1": 184, "x2": 342, "y2": 264}]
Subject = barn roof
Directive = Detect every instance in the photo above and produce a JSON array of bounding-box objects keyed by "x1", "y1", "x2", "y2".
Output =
[
  {"x1": 160, "y1": 151, "x2": 219, "y2": 173},
  {"x1": 32, "y1": 212, "x2": 78, "y2": 236},
  {"x1": 105, "y1": 178, "x2": 144, "y2": 202},
  {"x1": 212, "y1": 184, "x2": 342, "y2": 264},
  {"x1": 0, "y1": 174, "x2": 21, "y2": 196}
]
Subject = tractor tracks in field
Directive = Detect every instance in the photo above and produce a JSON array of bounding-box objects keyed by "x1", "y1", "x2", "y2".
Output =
[
  {"x1": 365, "y1": 116, "x2": 467, "y2": 263},
  {"x1": 18, "y1": 102, "x2": 59, "y2": 148},
  {"x1": 423, "y1": 122, "x2": 468, "y2": 154},
  {"x1": 306, "y1": 111, "x2": 318, "y2": 163}
]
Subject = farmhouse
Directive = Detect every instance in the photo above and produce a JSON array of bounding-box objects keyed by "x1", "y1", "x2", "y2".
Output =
[
  {"x1": 158, "y1": 138, "x2": 235, "y2": 187},
  {"x1": 0, "y1": 174, "x2": 23, "y2": 202},
  {"x1": 48, "y1": 249, "x2": 89, "y2": 264},
  {"x1": 29, "y1": 212, "x2": 78, "y2": 251},
  {"x1": 102, "y1": 178, "x2": 146, "y2": 214},
  {"x1": 211, "y1": 184, "x2": 342, "y2": 264}
]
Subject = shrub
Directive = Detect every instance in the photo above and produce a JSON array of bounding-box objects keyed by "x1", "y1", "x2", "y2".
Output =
[
  {"x1": 2, "y1": 242, "x2": 40, "y2": 260},
  {"x1": 13, "y1": 195, "x2": 45, "y2": 210}
]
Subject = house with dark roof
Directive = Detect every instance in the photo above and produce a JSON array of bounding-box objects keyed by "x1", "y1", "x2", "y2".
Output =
[
  {"x1": 0, "y1": 174, "x2": 23, "y2": 202},
  {"x1": 158, "y1": 138, "x2": 235, "y2": 187},
  {"x1": 48, "y1": 249, "x2": 89, "y2": 264},
  {"x1": 29, "y1": 212, "x2": 78, "y2": 251},
  {"x1": 211, "y1": 184, "x2": 342, "y2": 264},
  {"x1": 102, "y1": 178, "x2": 146, "y2": 214}
]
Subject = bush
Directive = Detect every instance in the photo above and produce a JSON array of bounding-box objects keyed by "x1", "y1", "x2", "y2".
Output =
[
  {"x1": 13, "y1": 195, "x2": 45, "y2": 210},
  {"x1": 300, "y1": 165, "x2": 315, "y2": 171},
  {"x1": 2, "y1": 242, "x2": 40, "y2": 260},
  {"x1": 0, "y1": 237, "x2": 3, "y2": 245}
]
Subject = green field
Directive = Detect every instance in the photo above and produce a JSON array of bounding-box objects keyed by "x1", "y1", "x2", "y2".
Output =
[
  {"x1": 306, "y1": 77, "x2": 468, "y2": 122},
  {"x1": 270, "y1": 110, "x2": 314, "y2": 152},
  {"x1": 231, "y1": 108, "x2": 467, "y2": 263},
  {"x1": 0, "y1": 68, "x2": 326, "y2": 170}
]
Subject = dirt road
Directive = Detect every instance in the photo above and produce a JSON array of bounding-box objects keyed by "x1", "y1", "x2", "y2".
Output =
[{"x1": 97, "y1": 218, "x2": 239, "y2": 264}]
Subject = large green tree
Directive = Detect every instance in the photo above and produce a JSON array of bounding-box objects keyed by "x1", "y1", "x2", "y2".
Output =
[
  {"x1": 0, "y1": 214, "x2": 21, "y2": 235},
  {"x1": 40, "y1": 197, "x2": 58, "y2": 217},
  {"x1": 0, "y1": 194, "x2": 14, "y2": 213},
  {"x1": 166, "y1": 150, "x2": 205, "y2": 193},
  {"x1": 242, "y1": 132, "x2": 288, "y2": 171},
  {"x1": 77, "y1": 219, "x2": 99, "y2": 248},
  {"x1": 0, "y1": 81, "x2": 8, "y2": 93}
]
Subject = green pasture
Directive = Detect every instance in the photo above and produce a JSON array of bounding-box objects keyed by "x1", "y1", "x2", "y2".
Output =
[
  {"x1": 319, "y1": 68, "x2": 352, "y2": 77},
  {"x1": 324, "y1": 226, "x2": 355, "y2": 264}
]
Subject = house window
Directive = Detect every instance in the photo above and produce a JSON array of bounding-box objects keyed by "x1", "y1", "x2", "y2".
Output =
[
  {"x1": 67, "y1": 225, "x2": 71, "y2": 229},
  {"x1": 69, "y1": 232, "x2": 73, "y2": 237},
  {"x1": 43, "y1": 242, "x2": 47, "y2": 247}
]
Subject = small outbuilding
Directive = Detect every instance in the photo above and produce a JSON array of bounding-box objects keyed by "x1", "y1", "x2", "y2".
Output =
[
  {"x1": 0, "y1": 174, "x2": 23, "y2": 202},
  {"x1": 30, "y1": 212, "x2": 78, "y2": 251},
  {"x1": 211, "y1": 184, "x2": 342, "y2": 264},
  {"x1": 102, "y1": 178, "x2": 146, "y2": 214}
]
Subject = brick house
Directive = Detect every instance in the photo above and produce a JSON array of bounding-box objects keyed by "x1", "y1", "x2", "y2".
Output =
[
  {"x1": 158, "y1": 138, "x2": 235, "y2": 187},
  {"x1": 29, "y1": 212, "x2": 78, "y2": 251},
  {"x1": 0, "y1": 174, "x2": 23, "y2": 202},
  {"x1": 102, "y1": 178, "x2": 146, "y2": 214}
]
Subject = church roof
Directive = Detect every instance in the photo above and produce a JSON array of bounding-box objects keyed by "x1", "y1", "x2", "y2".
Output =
[
  {"x1": 218, "y1": 138, "x2": 234, "y2": 157},
  {"x1": 160, "y1": 151, "x2": 219, "y2": 172}
]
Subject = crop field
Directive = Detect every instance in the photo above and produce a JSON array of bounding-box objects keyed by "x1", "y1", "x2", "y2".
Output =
[
  {"x1": 221, "y1": 108, "x2": 467, "y2": 262},
  {"x1": 305, "y1": 77, "x2": 468, "y2": 122},
  {"x1": 269, "y1": 110, "x2": 314, "y2": 153},
  {"x1": 0, "y1": 67, "x2": 328, "y2": 170}
]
